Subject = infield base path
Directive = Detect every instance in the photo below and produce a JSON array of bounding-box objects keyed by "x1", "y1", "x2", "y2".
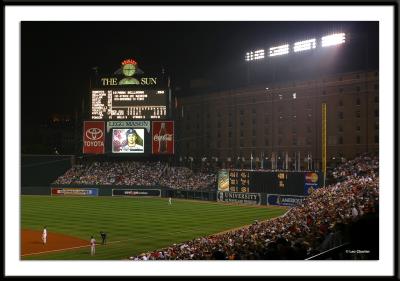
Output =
[{"x1": 21, "y1": 229, "x2": 89, "y2": 257}]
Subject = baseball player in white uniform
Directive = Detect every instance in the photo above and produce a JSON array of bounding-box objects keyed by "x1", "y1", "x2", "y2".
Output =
[
  {"x1": 42, "y1": 226, "x2": 47, "y2": 245},
  {"x1": 90, "y1": 236, "x2": 96, "y2": 256},
  {"x1": 168, "y1": 197, "x2": 172, "y2": 205}
]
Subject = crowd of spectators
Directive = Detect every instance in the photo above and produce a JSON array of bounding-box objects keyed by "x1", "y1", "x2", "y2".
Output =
[
  {"x1": 159, "y1": 166, "x2": 216, "y2": 190},
  {"x1": 130, "y1": 155, "x2": 379, "y2": 260},
  {"x1": 53, "y1": 160, "x2": 217, "y2": 190}
]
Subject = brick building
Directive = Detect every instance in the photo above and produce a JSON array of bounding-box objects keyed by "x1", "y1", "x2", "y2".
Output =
[{"x1": 175, "y1": 70, "x2": 379, "y2": 170}]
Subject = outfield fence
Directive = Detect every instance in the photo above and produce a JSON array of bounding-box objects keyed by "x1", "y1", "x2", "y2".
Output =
[{"x1": 21, "y1": 185, "x2": 306, "y2": 207}]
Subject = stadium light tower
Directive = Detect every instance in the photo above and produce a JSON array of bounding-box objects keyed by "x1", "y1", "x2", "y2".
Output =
[
  {"x1": 245, "y1": 49, "x2": 265, "y2": 61},
  {"x1": 293, "y1": 38, "x2": 317, "y2": 52},
  {"x1": 269, "y1": 44, "x2": 289, "y2": 57},
  {"x1": 321, "y1": 33, "x2": 346, "y2": 47}
]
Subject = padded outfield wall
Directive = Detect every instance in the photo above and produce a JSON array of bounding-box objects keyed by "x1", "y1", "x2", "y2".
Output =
[{"x1": 21, "y1": 185, "x2": 217, "y2": 202}]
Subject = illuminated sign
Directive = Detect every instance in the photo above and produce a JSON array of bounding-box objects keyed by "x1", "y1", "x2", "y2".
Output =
[
  {"x1": 152, "y1": 121, "x2": 174, "y2": 154},
  {"x1": 229, "y1": 170, "x2": 250, "y2": 192},
  {"x1": 106, "y1": 121, "x2": 150, "y2": 132},
  {"x1": 112, "y1": 128, "x2": 145, "y2": 154},
  {"x1": 91, "y1": 89, "x2": 167, "y2": 120},
  {"x1": 101, "y1": 77, "x2": 157, "y2": 86},
  {"x1": 218, "y1": 170, "x2": 229, "y2": 192},
  {"x1": 99, "y1": 58, "x2": 158, "y2": 86},
  {"x1": 83, "y1": 121, "x2": 105, "y2": 154},
  {"x1": 305, "y1": 172, "x2": 319, "y2": 183},
  {"x1": 304, "y1": 172, "x2": 320, "y2": 195}
]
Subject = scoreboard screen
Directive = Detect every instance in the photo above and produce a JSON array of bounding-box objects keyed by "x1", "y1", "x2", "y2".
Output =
[
  {"x1": 225, "y1": 170, "x2": 323, "y2": 195},
  {"x1": 228, "y1": 170, "x2": 250, "y2": 192},
  {"x1": 91, "y1": 89, "x2": 168, "y2": 120}
]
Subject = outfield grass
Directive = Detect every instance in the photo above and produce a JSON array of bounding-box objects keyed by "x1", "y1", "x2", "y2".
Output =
[{"x1": 21, "y1": 195, "x2": 287, "y2": 260}]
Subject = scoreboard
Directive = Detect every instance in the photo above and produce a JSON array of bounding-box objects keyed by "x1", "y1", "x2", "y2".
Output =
[
  {"x1": 228, "y1": 170, "x2": 250, "y2": 193},
  {"x1": 91, "y1": 88, "x2": 168, "y2": 120},
  {"x1": 221, "y1": 170, "x2": 323, "y2": 196}
]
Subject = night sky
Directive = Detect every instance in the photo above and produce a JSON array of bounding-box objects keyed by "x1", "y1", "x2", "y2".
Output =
[{"x1": 21, "y1": 21, "x2": 378, "y2": 123}]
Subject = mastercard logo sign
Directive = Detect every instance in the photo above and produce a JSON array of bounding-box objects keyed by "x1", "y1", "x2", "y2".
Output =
[{"x1": 305, "y1": 172, "x2": 319, "y2": 183}]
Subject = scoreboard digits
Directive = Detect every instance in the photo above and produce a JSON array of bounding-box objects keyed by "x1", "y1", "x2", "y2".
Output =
[
  {"x1": 277, "y1": 172, "x2": 287, "y2": 188},
  {"x1": 91, "y1": 89, "x2": 168, "y2": 120},
  {"x1": 229, "y1": 171, "x2": 250, "y2": 192}
]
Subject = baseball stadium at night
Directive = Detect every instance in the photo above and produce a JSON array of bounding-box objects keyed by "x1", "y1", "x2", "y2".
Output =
[{"x1": 5, "y1": 4, "x2": 397, "y2": 278}]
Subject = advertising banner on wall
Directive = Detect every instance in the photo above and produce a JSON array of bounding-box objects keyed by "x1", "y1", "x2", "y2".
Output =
[
  {"x1": 106, "y1": 121, "x2": 151, "y2": 133},
  {"x1": 152, "y1": 121, "x2": 174, "y2": 154},
  {"x1": 217, "y1": 191, "x2": 261, "y2": 205},
  {"x1": 83, "y1": 121, "x2": 105, "y2": 154},
  {"x1": 267, "y1": 194, "x2": 306, "y2": 207},
  {"x1": 51, "y1": 188, "x2": 99, "y2": 196},
  {"x1": 112, "y1": 189, "x2": 161, "y2": 197},
  {"x1": 304, "y1": 172, "x2": 319, "y2": 195},
  {"x1": 217, "y1": 170, "x2": 229, "y2": 192}
]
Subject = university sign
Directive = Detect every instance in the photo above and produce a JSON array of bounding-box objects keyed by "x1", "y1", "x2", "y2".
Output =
[{"x1": 217, "y1": 191, "x2": 261, "y2": 205}]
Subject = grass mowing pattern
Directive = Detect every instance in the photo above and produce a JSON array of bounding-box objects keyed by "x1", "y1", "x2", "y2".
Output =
[{"x1": 21, "y1": 195, "x2": 287, "y2": 260}]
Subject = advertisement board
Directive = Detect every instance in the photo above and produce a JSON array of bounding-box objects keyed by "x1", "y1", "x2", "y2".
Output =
[
  {"x1": 112, "y1": 128, "x2": 145, "y2": 153},
  {"x1": 267, "y1": 194, "x2": 306, "y2": 207},
  {"x1": 217, "y1": 170, "x2": 229, "y2": 192},
  {"x1": 152, "y1": 121, "x2": 174, "y2": 154},
  {"x1": 51, "y1": 188, "x2": 99, "y2": 196},
  {"x1": 83, "y1": 121, "x2": 105, "y2": 154},
  {"x1": 304, "y1": 172, "x2": 320, "y2": 195},
  {"x1": 112, "y1": 189, "x2": 161, "y2": 197},
  {"x1": 217, "y1": 191, "x2": 261, "y2": 205}
]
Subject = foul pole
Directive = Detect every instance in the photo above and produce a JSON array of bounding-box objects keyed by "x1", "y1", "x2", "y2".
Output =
[{"x1": 322, "y1": 103, "x2": 327, "y2": 187}]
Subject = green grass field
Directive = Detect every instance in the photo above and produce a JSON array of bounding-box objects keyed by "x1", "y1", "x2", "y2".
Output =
[{"x1": 21, "y1": 195, "x2": 287, "y2": 260}]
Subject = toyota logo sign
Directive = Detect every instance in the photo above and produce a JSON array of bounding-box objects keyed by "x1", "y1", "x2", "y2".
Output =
[{"x1": 86, "y1": 128, "x2": 103, "y2": 140}]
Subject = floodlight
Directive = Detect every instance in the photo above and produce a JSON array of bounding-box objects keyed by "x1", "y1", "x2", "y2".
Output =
[
  {"x1": 321, "y1": 33, "x2": 346, "y2": 47},
  {"x1": 245, "y1": 49, "x2": 265, "y2": 61},
  {"x1": 269, "y1": 44, "x2": 289, "y2": 57},
  {"x1": 293, "y1": 39, "x2": 316, "y2": 52}
]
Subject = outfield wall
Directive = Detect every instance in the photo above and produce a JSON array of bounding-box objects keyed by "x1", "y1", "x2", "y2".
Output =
[
  {"x1": 21, "y1": 185, "x2": 305, "y2": 207},
  {"x1": 21, "y1": 185, "x2": 217, "y2": 201}
]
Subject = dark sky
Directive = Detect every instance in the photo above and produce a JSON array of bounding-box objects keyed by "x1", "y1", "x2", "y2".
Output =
[{"x1": 21, "y1": 21, "x2": 378, "y2": 123}]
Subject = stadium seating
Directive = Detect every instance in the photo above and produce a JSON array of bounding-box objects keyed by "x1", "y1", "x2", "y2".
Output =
[
  {"x1": 53, "y1": 161, "x2": 217, "y2": 190},
  {"x1": 130, "y1": 155, "x2": 379, "y2": 260}
]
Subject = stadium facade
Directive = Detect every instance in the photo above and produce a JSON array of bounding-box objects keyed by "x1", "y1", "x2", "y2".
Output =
[{"x1": 175, "y1": 69, "x2": 379, "y2": 169}]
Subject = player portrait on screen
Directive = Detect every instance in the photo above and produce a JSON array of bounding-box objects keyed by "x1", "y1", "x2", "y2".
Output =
[{"x1": 112, "y1": 128, "x2": 144, "y2": 153}]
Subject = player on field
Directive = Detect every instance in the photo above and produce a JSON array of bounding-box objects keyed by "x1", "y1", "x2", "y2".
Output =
[
  {"x1": 42, "y1": 226, "x2": 47, "y2": 245},
  {"x1": 90, "y1": 236, "x2": 96, "y2": 256},
  {"x1": 168, "y1": 197, "x2": 172, "y2": 205},
  {"x1": 100, "y1": 231, "x2": 107, "y2": 245}
]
